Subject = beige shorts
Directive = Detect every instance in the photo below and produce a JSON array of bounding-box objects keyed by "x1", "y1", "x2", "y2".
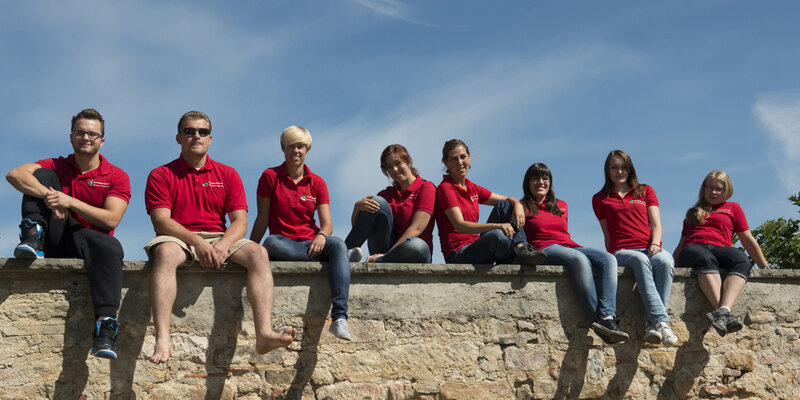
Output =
[{"x1": 144, "y1": 232, "x2": 255, "y2": 266}]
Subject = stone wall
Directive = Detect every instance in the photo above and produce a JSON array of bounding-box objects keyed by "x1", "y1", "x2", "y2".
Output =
[{"x1": 1, "y1": 258, "x2": 799, "y2": 400}]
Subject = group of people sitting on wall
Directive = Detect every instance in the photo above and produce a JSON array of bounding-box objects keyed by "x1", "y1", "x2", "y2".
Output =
[{"x1": 5, "y1": 108, "x2": 769, "y2": 365}]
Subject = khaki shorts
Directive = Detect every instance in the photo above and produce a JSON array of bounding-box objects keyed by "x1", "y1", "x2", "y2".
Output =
[{"x1": 144, "y1": 232, "x2": 255, "y2": 266}]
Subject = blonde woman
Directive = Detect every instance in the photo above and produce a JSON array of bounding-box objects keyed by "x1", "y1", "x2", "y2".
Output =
[{"x1": 673, "y1": 170, "x2": 768, "y2": 336}]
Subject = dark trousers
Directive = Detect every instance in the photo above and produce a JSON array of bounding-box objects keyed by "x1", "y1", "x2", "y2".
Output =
[{"x1": 22, "y1": 168, "x2": 124, "y2": 318}]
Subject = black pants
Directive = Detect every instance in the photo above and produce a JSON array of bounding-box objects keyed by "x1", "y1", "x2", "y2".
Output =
[{"x1": 22, "y1": 168, "x2": 124, "y2": 318}]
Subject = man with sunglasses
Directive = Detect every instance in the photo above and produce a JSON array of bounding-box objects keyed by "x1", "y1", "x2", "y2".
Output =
[
  {"x1": 6, "y1": 108, "x2": 131, "y2": 359},
  {"x1": 143, "y1": 111, "x2": 296, "y2": 364}
]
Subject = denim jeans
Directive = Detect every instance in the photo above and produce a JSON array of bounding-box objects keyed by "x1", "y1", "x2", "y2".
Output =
[
  {"x1": 614, "y1": 248, "x2": 674, "y2": 326},
  {"x1": 344, "y1": 195, "x2": 431, "y2": 263},
  {"x1": 543, "y1": 244, "x2": 618, "y2": 322},
  {"x1": 263, "y1": 234, "x2": 350, "y2": 320},
  {"x1": 445, "y1": 200, "x2": 527, "y2": 264}
]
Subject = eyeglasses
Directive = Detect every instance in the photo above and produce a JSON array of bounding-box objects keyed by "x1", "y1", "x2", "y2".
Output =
[
  {"x1": 530, "y1": 177, "x2": 551, "y2": 183},
  {"x1": 705, "y1": 185, "x2": 725, "y2": 193},
  {"x1": 71, "y1": 130, "x2": 103, "y2": 140},
  {"x1": 181, "y1": 127, "x2": 211, "y2": 137}
]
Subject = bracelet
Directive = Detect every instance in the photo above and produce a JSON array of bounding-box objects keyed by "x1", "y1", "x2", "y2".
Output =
[
  {"x1": 316, "y1": 232, "x2": 327, "y2": 238},
  {"x1": 649, "y1": 243, "x2": 660, "y2": 247}
]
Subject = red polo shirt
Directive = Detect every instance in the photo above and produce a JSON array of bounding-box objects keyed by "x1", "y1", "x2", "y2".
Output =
[
  {"x1": 681, "y1": 201, "x2": 749, "y2": 248},
  {"x1": 377, "y1": 175, "x2": 436, "y2": 254},
  {"x1": 256, "y1": 163, "x2": 329, "y2": 241},
  {"x1": 145, "y1": 156, "x2": 247, "y2": 233},
  {"x1": 592, "y1": 185, "x2": 659, "y2": 253},
  {"x1": 524, "y1": 199, "x2": 580, "y2": 250},
  {"x1": 36, "y1": 154, "x2": 131, "y2": 234},
  {"x1": 434, "y1": 175, "x2": 492, "y2": 258}
]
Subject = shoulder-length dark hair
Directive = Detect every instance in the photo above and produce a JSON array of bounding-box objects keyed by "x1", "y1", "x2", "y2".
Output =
[
  {"x1": 380, "y1": 144, "x2": 419, "y2": 182},
  {"x1": 521, "y1": 163, "x2": 563, "y2": 216},
  {"x1": 601, "y1": 149, "x2": 645, "y2": 198}
]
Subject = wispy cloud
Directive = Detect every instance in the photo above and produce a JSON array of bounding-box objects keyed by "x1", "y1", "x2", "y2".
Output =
[
  {"x1": 753, "y1": 93, "x2": 800, "y2": 192},
  {"x1": 350, "y1": 0, "x2": 433, "y2": 26}
]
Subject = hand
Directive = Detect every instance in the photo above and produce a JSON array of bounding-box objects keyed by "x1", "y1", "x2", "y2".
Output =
[
  {"x1": 192, "y1": 238, "x2": 220, "y2": 268},
  {"x1": 512, "y1": 201, "x2": 526, "y2": 229},
  {"x1": 366, "y1": 253, "x2": 384, "y2": 263},
  {"x1": 52, "y1": 207, "x2": 68, "y2": 220},
  {"x1": 355, "y1": 196, "x2": 380, "y2": 213},
  {"x1": 647, "y1": 244, "x2": 662, "y2": 257},
  {"x1": 308, "y1": 234, "x2": 326, "y2": 258},
  {"x1": 496, "y1": 223, "x2": 515, "y2": 239},
  {"x1": 210, "y1": 241, "x2": 231, "y2": 269},
  {"x1": 44, "y1": 188, "x2": 74, "y2": 211}
]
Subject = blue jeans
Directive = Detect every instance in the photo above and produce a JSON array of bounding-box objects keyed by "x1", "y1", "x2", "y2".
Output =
[
  {"x1": 615, "y1": 248, "x2": 674, "y2": 326},
  {"x1": 344, "y1": 195, "x2": 431, "y2": 263},
  {"x1": 263, "y1": 234, "x2": 350, "y2": 320},
  {"x1": 543, "y1": 244, "x2": 618, "y2": 322},
  {"x1": 446, "y1": 200, "x2": 527, "y2": 264}
]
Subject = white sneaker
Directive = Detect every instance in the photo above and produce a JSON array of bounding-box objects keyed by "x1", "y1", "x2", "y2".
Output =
[
  {"x1": 329, "y1": 318, "x2": 352, "y2": 340},
  {"x1": 347, "y1": 248, "x2": 362, "y2": 262},
  {"x1": 657, "y1": 322, "x2": 678, "y2": 346},
  {"x1": 643, "y1": 325, "x2": 662, "y2": 344}
]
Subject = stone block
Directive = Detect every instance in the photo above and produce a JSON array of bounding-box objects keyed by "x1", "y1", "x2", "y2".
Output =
[
  {"x1": 315, "y1": 382, "x2": 387, "y2": 400},
  {"x1": 724, "y1": 350, "x2": 755, "y2": 372},
  {"x1": 503, "y1": 345, "x2": 548, "y2": 371},
  {"x1": 439, "y1": 380, "x2": 513, "y2": 400}
]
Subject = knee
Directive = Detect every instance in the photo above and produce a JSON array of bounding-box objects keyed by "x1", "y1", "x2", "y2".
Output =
[
  {"x1": 372, "y1": 195, "x2": 389, "y2": 208},
  {"x1": 236, "y1": 243, "x2": 271, "y2": 271},
  {"x1": 151, "y1": 242, "x2": 185, "y2": 271},
  {"x1": 407, "y1": 238, "x2": 431, "y2": 262},
  {"x1": 32, "y1": 168, "x2": 59, "y2": 186},
  {"x1": 325, "y1": 236, "x2": 347, "y2": 254}
]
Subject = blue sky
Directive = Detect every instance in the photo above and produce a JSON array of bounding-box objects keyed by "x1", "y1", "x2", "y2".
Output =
[{"x1": 1, "y1": 1, "x2": 799, "y2": 264}]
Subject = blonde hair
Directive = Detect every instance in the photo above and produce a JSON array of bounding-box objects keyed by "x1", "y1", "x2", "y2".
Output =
[
  {"x1": 685, "y1": 170, "x2": 734, "y2": 225},
  {"x1": 280, "y1": 126, "x2": 312, "y2": 150}
]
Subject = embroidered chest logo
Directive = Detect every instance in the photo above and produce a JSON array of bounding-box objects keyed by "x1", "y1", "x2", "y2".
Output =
[
  {"x1": 203, "y1": 181, "x2": 225, "y2": 188},
  {"x1": 300, "y1": 195, "x2": 317, "y2": 202},
  {"x1": 470, "y1": 195, "x2": 479, "y2": 202},
  {"x1": 629, "y1": 199, "x2": 647, "y2": 207},
  {"x1": 87, "y1": 180, "x2": 110, "y2": 188},
  {"x1": 712, "y1": 208, "x2": 731, "y2": 215}
]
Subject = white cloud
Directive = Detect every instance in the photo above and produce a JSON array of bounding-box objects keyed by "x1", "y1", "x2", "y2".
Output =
[
  {"x1": 753, "y1": 93, "x2": 800, "y2": 192},
  {"x1": 350, "y1": 0, "x2": 430, "y2": 26}
]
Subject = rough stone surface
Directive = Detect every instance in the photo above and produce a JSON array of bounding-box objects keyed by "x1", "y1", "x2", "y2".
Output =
[{"x1": 1, "y1": 258, "x2": 799, "y2": 399}]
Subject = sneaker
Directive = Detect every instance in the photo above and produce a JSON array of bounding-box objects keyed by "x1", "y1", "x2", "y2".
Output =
[
  {"x1": 512, "y1": 244, "x2": 546, "y2": 266},
  {"x1": 14, "y1": 218, "x2": 44, "y2": 258},
  {"x1": 643, "y1": 325, "x2": 662, "y2": 344},
  {"x1": 592, "y1": 319, "x2": 629, "y2": 344},
  {"x1": 91, "y1": 317, "x2": 120, "y2": 359},
  {"x1": 706, "y1": 309, "x2": 728, "y2": 336},
  {"x1": 347, "y1": 247, "x2": 362, "y2": 262},
  {"x1": 329, "y1": 318, "x2": 352, "y2": 341},
  {"x1": 725, "y1": 314, "x2": 743, "y2": 334},
  {"x1": 657, "y1": 322, "x2": 678, "y2": 346}
]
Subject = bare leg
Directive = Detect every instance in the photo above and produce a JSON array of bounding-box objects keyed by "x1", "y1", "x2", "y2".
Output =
[
  {"x1": 720, "y1": 275, "x2": 747, "y2": 310},
  {"x1": 148, "y1": 242, "x2": 187, "y2": 363},
  {"x1": 229, "y1": 243, "x2": 296, "y2": 354},
  {"x1": 697, "y1": 273, "x2": 722, "y2": 308}
]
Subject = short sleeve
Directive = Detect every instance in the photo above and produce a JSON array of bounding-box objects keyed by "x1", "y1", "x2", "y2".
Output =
[
  {"x1": 475, "y1": 184, "x2": 492, "y2": 204},
  {"x1": 314, "y1": 176, "x2": 330, "y2": 206},
  {"x1": 437, "y1": 182, "x2": 460, "y2": 210},
  {"x1": 224, "y1": 167, "x2": 248, "y2": 212},
  {"x1": 256, "y1": 169, "x2": 277, "y2": 198},
  {"x1": 591, "y1": 192, "x2": 606, "y2": 220},
  {"x1": 732, "y1": 203, "x2": 749, "y2": 233},
  {"x1": 145, "y1": 167, "x2": 173, "y2": 213},
  {"x1": 107, "y1": 169, "x2": 132, "y2": 203},
  {"x1": 414, "y1": 181, "x2": 436, "y2": 214},
  {"x1": 644, "y1": 185, "x2": 659, "y2": 207}
]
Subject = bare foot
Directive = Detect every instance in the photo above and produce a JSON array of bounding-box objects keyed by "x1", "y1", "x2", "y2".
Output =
[
  {"x1": 255, "y1": 327, "x2": 297, "y2": 354},
  {"x1": 149, "y1": 336, "x2": 171, "y2": 363}
]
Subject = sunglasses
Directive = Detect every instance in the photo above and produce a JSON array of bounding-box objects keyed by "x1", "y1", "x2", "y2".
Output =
[{"x1": 181, "y1": 127, "x2": 211, "y2": 137}]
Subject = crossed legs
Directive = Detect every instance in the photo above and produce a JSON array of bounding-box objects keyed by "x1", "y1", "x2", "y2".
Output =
[{"x1": 148, "y1": 241, "x2": 295, "y2": 363}]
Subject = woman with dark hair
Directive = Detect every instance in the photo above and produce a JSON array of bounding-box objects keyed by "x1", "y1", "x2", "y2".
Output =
[
  {"x1": 434, "y1": 139, "x2": 544, "y2": 266},
  {"x1": 674, "y1": 170, "x2": 768, "y2": 336},
  {"x1": 522, "y1": 163, "x2": 628, "y2": 344},
  {"x1": 344, "y1": 144, "x2": 435, "y2": 263},
  {"x1": 592, "y1": 150, "x2": 676, "y2": 346}
]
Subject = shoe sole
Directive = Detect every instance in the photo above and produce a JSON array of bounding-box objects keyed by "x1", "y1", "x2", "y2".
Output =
[
  {"x1": 706, "y1": 311, "x2": 727, "y2": 336},
  {"x1": 642, "y1": 331, "x2": 662, "y2": 344},
  {"x1": 726, "y1": 322, "x2": 743, "y2": 334},
  {"x1": 14, "y1": 245, "x2": 43, "y2": 259},
  {"x1": 591, "y1": 322, "x2": 630, "y2": 342},
  {"x1": 91, "y1": 348, "x2": 118, "y2": 359}
]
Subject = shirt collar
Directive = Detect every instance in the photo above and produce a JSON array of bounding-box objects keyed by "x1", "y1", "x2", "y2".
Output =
[
  {"x1": 177, "y1": 154, "x2": 214, "y2": 172},
  {"x1": 277, "y1": 162, "x2": 315, "y2": 180},
  {"x1": 65, "y1": 154, "x2": 112, "y2": 176}
]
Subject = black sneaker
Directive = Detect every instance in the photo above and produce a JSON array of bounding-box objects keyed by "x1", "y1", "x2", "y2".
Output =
[
  {"x1": 513, "y1": 244, "x2": 547, "y2": 266},
  {"x1": 725, "y1": 313, "x2": 743, "y2": 334},
  {"x1": 91, "y1": 318, "x2": 120, "y2": 359},
  {"x1": 14, "y1": 218, "x2": 44, "y2": 258},
  {"x1": 706, "y1": 309, "x2": 728, "y2": 336},
  {"x1": 592, "y1": 319, "x2": 629, "y2": 344}
]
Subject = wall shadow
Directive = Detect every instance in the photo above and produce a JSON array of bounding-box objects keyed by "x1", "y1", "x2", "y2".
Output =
[
  {"x1": 284, "y1": 266, "x2": 333, "y2": 399},
  {"x1": 52, "y1": 280, "x2": 91, "y2": 400},
  {"x1": 657, "y1": 279, "x2": 711, "y2": 400},
  {"x1": 553, "y1": 279, "x2": 591, "y2": 400},
  {"x1": 204, "y1": 276, "x2": 246, "y2": 400},
  {"x1": 110, "y1": 272, "x2": 152, "y2": 399}
]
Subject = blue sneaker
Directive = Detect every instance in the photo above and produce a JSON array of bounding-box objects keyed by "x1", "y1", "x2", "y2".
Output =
[
  {"x1": 91, "y1": 318, "x2": 120, "y2": 359},
  {"x1": 14, "y1": 219, "x2": 44, "y2": 258}
]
